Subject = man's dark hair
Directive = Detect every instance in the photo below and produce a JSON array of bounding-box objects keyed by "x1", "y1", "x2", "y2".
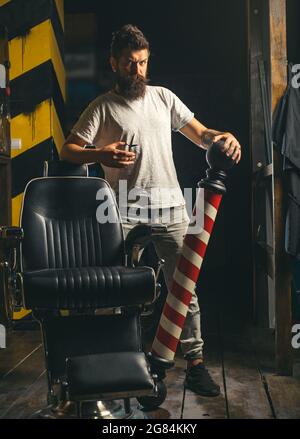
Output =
[{"x1": 111, "y1": 24, "x2": 150, "y2": 59}]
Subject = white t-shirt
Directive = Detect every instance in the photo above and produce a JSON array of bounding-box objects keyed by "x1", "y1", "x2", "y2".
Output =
[{"x1": 71, "y1": 85, "x2": 194, "y2": 216}]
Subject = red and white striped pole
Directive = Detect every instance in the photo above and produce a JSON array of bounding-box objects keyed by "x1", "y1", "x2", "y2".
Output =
[
  {"x1": 149, "y1": 141, "x2": 234, "y2": 368},
  {"x1": 151, "y1": 189, "x2": 222, "y2": 361}
]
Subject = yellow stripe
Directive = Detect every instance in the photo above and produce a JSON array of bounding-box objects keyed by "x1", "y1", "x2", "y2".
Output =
[
  {"x1": 55, "y1": 0, "x2": 64, "y2": 31},
  {"x1": 51, "y1": 101, "x2": 65, "y2": 153},
  {"x1": 10, "y1": 99, "x2": 64, "y2": 158},
  {"x1": 0, "y1": 0, "x2": 10, "y2": 6},
  {"x1": 10, "y1": 100, "x2": 52, "y2": 158},
  {"x1": 9, "y1": 20, "x2": 65, "y2": 101},
  {"x1": 12, "y1": 193, "x2": 23, "y2": 227}
]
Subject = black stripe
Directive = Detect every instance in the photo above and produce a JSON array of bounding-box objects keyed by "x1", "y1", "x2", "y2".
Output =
[
  {"x1": 12, "y1": 138, "x2": 58, "y2": 197},
  {"x1": 51, "y1": 140, "x2": 60, "y2": 161},
  {"x1": 0, "y1": 0, "x2": 64, "y2": 63},
  {"x1": 51, "y1": 0, "x2": 64, "y2": 62},
  {"x1": 10, "y1": 60, "x2": 65, "y2": 134}
]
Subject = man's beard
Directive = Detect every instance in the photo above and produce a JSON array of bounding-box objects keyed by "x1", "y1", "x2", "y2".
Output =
[{"x1": 115, "y1": 72, "x2": 149, "y2": 100}]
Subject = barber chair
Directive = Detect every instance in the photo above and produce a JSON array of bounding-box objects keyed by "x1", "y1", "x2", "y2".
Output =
[{"x1": 0, "y1": 161, "x2": 169, "y2": 418}]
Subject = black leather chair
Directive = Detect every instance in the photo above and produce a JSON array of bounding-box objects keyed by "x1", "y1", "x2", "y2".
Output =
[{"x1": 0, "y1": 162, "x2": 169, "y2": 418}]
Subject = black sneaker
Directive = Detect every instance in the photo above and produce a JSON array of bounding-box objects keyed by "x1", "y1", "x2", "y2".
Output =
[{"x1": 184, "y1": 363, "x2": 221, "y2": 397}]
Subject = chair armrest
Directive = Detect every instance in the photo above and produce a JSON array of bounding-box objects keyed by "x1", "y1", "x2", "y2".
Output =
[
  {"x1": 0, "y1": 226, "x2": 23, "y2": 269},
  {"x1": 0, "y1": 228, "x2": 24, "y2": 322},
  {"x1": 124, "y1": 224, "x2": 167, "y2": 255},
  {"x1": 0, "y1": 226, "x2": 24, "y2": 242},
  {"x1": 124, "y1": 224, "x2": 167, "y2": 277}
]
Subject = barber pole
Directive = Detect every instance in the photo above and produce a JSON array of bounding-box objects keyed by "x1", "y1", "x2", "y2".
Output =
[
  {"x1": 149, "y1": 140, "x2": 234, "y2": 365},
  {"x1": 151, "y1": 189, "x2": 223, "y2": 361}
]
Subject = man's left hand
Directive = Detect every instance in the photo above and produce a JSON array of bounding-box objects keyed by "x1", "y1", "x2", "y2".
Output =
[{"x1": 213, "y1": 132, "x2": 241, "y2": 164}]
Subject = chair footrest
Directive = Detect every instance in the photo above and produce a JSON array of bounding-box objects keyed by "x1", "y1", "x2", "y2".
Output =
[{"x1": 66, "y1": 352, "x2": 155, "y2": 401}]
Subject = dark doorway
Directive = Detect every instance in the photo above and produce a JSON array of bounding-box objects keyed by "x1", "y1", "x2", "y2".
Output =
[{"x1": 64, "y1": 0, "x2": 252, "y2": 333}]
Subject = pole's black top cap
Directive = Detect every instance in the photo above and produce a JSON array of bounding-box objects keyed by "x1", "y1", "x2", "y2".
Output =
[{"x1": 206, "y1": 140, "x2": 235, "y2": 171}]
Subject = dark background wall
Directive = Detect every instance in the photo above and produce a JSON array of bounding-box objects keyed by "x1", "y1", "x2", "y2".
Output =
[
  {"x1": 286, "y1": 0, "x2": 300, "y2": 324},
  {"x1": 65, "y1": 0, "x2": 252, "y2": 332},
  {"x1": 287, "y1": 0, "x2": 300, "y2": 65}
]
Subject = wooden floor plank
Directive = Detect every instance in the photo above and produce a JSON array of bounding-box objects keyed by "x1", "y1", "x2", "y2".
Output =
[
  {"x1": 0, "y1": 329, "x2": 42, "y2": 378},
  {"x1": 179, "y1": 275, "x2": 229, "y2": 420},
  {"x1": 222, "y1": 335, "x2": 274, "y2": 419},
  {"x1": 180, "y1": 281, "x2": 228, "y2": 420},
  {"x1": 150, "y1": 357, "x2": 185, "y2": 419},
  {"x1": 0, "y1": 346, "x2": 45, "y2": 418},
  {"x1": 223, "y1": 352, "x2": 274, "y2": 419},
  {"x1": 181, "y1": 332, "x2": 227, "y2": 420},
  {"x1": 263, "y1": 360, "x2": 300, "y2": 419},
  {"x1": 3, "y1": 372, "x2": 48, "y2": 419},
  {"x1": 182, "y1": 355, "x2": 227, "y2": 419}
]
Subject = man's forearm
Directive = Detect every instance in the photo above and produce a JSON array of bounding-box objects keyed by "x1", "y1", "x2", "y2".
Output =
[
  {"x1": 199, "y1": 129, "x2": 223, "y2": 149},
  {"x1": 180, "y1": 119, "x2": 223, "y2": 150},
  {"x1": 60, "y1": 143, "x2": 100, "y2": 164}
]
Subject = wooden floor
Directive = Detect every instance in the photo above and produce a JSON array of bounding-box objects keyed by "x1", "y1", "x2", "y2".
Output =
[{"x1": 1, "y1": 323, "x2": 300, "y2": 419}]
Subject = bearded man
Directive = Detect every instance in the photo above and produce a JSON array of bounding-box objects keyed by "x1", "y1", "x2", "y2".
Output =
[{"x1": 60, "y1": 24, "x2": 241, "y2": 397}]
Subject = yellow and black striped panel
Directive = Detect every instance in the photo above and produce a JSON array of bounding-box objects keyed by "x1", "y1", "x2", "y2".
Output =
[
  {"x1": 0, "y1": 0, "x2": 65, "y2": 209},
  {"x1": 0, "y1": 0, "x2": 64, "y2": 57},
  {"x1": 0, "y1": 0, "x2": 65, "y2": 319}
]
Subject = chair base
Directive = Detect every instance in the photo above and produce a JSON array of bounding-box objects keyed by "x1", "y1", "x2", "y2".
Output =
[{"x1": 30, "y1": 400, "x2": 147, "y2": 419}]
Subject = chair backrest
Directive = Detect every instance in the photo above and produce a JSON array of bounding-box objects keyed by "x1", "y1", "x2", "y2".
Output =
[
  {"x1": 21, "y1": 177, "x2": 125, "y2": 271},
  {"x1": 43, "y1": 161, "x2": 89, "y2": 177},
  {"x1": 43, "y1": 160, "x2": 105, "y2": 179}
]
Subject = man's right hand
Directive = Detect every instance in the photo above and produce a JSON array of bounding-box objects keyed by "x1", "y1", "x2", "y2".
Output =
[
  {"x1": 60, "y1": 135, "x2": 136, "y2": 167},
  {"x1": 97, "y1": 141, "x2": 136, "y2": 168}
]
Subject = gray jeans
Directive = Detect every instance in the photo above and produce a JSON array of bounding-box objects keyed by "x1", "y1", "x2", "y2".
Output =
[{"x1": 122, "y1": 206, "x2": 204, "y2": 360}]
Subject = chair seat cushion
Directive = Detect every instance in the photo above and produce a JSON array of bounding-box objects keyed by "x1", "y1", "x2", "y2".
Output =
[
  {"x1": 23, "y1": 266, "x2": 155, "y2": 310},
  {"x1": 66, "y1": 351, "x2": 155, "y2": 400}
]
